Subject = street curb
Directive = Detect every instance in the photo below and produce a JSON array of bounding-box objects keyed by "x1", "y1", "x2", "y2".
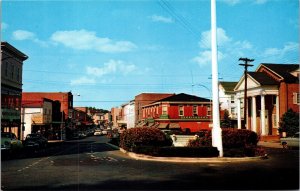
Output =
[{"x1": 106, "y1": 143, "x2": 265, "y2": 163}]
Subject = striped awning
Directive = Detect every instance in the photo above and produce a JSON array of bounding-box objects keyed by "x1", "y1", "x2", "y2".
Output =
[
  {"x1": 169, "y1": 123, "x2": 180, "y2": 129},
  {"x1": 158, "y1": 123, "x2": 169, "y2": 129}
]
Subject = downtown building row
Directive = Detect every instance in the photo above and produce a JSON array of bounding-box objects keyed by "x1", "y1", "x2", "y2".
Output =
[
  {"x1": 1, "y1": 42, "x2": 101, "y2": 140},
  {"x1": 111, "y1": 93, "x2": 213, "y2": 133},
  {"x1": 112, "y1": 63, "x2": 299, "y2": 139}
]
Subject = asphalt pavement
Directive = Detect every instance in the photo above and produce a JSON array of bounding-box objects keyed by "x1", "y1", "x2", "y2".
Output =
[{"x1": 1, "y1": 136, "x2": 299, "y2": 190}]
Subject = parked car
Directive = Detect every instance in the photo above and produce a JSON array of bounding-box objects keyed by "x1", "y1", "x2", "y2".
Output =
[
  {"x1": 24, "y1": 133, "x2": 48, "y2": 148},
  {"x1": 78, "y1": 131, "x2": 87, "y2": 139},
  {"x1": 94, "y1": 129, "x2": 102, "y2": 136},
  {"x1": 1, "y1": 132, "x2": 23, "y2": 150},
  {"x1": 101, "y1": 129, "x2": 108, "y2": 135},
  {"x1": 280, "y1": 132, "x2": 299, "y2": 149}
]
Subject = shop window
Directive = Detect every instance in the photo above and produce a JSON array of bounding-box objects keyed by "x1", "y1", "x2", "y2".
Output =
[
  {"x1": 193, "y1": 105, "x2": 198, "y2": 116},
  {"x1": 207, "y1": 105, "x2": 211, "y2": 116},
  {"x1": 162, "y1": 105, "x2": 168, "y2": 115}
]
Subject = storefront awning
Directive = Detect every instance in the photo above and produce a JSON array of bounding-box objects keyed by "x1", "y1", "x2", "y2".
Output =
[
  {"x1": 158, "y1": 123, "x2": 169, "y2": 129},
  {"x1": 136, "y1": 121, "x2": 147, "y2": 127},
  {"x1": 169, "y1": 123, "x2": 180, "y2": 129}
]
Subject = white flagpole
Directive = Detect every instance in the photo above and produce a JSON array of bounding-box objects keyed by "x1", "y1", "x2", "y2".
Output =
[{"x1": 211, "y1": 0, "x2": 223, "y2": 157}]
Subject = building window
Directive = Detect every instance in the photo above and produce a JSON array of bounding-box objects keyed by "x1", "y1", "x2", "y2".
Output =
[
  {"x1": 5, "y1": 63, "x2": 8, "y2": 77},
  {"x1": 17, "y1": 68, "x2": 20, "y2": 82},
  {"x1": 231, "y1": 95, "x2": 235, "y2": 103},
  {"x1": 293, "y1": 93, "x2": 300, "y2": 105},
  {"x1": 207, "y1": 105, "x2": 211, "y2": 116},
  {"x1": 271, "y1": 95, "x2": 276, "y2": 105},
  {"x1": 178, "y1": 105, "x2": 184, "y2": 116},
  {"x1": 162, "y1": 105, "x2": 168, "y2": 115},
  {"x1": 193, "y1": 105, "x2": 198, "y2": 116},
  {"x1": 11, "y1": 65, "x2": 14, "y2": 80},
  {"x1": 231, "y1": 108, "x2": 236, "y2": 117}
]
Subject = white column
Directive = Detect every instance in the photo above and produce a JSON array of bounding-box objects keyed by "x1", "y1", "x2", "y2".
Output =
[
  {"x1": 252, "y1": 96, "x2": 257, "y2": 132},
  {"x1": 276, "y1": 95, "x2": 280, "y2": 131},
  {"x1": 261, "y1": 95, "x2": 266, "y2": 135},
  {"x1": 237, "y1": 98, "x2": 241, "y2": 129},
  {"x1": 246, "y1": 98, "x2": 249, "y2": 130}
]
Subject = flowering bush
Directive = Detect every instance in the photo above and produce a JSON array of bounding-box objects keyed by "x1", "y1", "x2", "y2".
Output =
[
  {"x1": 119, "y1": 127, "x2": 172, "y2": 151},
  {"x1": 190, "y1": 129, "x2": 259, "y2": 148},
  {"x1": 189, "y1": 129, "x2": 262, "y2": 157}
]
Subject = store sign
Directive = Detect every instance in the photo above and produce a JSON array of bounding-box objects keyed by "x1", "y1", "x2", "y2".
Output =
[
  {"x1": 32, "y1": 114, "x2": 43, "y2": 124},
  {"x1": 1, "y1": 109, "x2": 20, "y2": 121}
]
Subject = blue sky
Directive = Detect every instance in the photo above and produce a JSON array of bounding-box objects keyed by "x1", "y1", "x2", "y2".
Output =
[{"x1": 2, "y1": 0, "x2": 299, "y2": 110}]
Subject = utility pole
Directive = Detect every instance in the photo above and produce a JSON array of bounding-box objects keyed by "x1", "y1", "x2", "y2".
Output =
[{"x1": 239, "y1": 57, "x2": 254, "y2": 129}]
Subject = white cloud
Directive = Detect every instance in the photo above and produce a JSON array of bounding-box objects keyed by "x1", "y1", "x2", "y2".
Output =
[
  {"x1": 199, "y1": 28, "x2": 231, "y2": 49},
  {"x1": 193, "y1": 27, "x2": 254, "y2": 67},
  {"x1": 12, "y1": 30, "x2": 35, "y2": 40},
  {"x1": 51, "y1": 29, "x2": 137, "y2": 53},
  {"x1": 70, "y1": 76, "x2": 96, "y2": 86},
  {"x1": 1, "y1": 22, "x2": 8, "y2": 30},
  {"x1": 263, "y1": 42, "x2": 299, "y2": 57},
  {"x1": 150, "y1": 15, "x2": 174, "y2": 23},
  {"x1": 86, "y1": 59, "x2": 137, "y2": 77},
  {"x1": 233, "y1": 40, "x2": 253, "y2": 50},
  {"x1": 192, "y1": 50, "x2": 225, "y2": 67},
  {"x1": 12, "y1": 29, "x2": 48, "y2": 47}
]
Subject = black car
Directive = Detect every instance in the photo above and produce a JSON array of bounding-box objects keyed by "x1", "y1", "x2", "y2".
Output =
[{"x1": 24, "y1": 134, "x2": 48, "y2": 148}]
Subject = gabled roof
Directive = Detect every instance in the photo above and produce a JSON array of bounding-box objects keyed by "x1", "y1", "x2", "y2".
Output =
[
  {"x1": 219, "y1": 81, "x2": 238, "y2": 92},
  {"x1": 259, "y1": 63, "x2": 299, "y2": 83},
  {"x1": 248, "y1": 72, "x2": 279, "y2": 85},
  {"x1": 156, "y1": 93, "x2": 211, "y2": 102}
]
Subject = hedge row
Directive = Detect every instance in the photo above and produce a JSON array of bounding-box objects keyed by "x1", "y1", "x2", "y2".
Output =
[
  {"x1": 189, "y1": 129, "x2": 259, "y2": 148},
  {"x1": 132, "y1": 146, "x2": 219, "y2": 157},
  {"x1": 119, "y1": 127, "x2": 172, "y2": 151}
]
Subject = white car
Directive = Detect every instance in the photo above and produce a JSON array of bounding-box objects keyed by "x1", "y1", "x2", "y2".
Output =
[
  {"x1": 280, "y1": 132, "x2": 299, "y2": 149},
  {"x1": 101, "y1": 130, "x2": 108, "y2": 135},
  {"x1": 94, "y1": 130, "x2": 102, "y2": 136}
]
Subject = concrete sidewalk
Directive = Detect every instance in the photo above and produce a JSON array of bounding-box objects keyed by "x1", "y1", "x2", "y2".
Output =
[{"x1": 258, "y1": 141, "x2": 282, "y2": 148}]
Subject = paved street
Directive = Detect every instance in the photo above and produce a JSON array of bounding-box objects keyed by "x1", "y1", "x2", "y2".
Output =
[{"x1": 1, "y1": 136, "x2": 299, "y2": 190}]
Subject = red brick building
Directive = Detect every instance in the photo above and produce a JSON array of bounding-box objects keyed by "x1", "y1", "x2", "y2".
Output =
[
  {"x1": 134, "y1": 93, "x2": 174, "y2": 124},
  {"x1": 234, "y1": 63, "x2": 299, "y2": 138},
  {"x1": 142, "y1": 93, "x2": 212, "y2": 133},
  {"x1": 22, "y1": 92, "x2": 74, "y2": 139}
]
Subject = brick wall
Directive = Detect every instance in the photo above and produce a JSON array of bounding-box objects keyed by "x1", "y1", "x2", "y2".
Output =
[{"x1": 134, "y1": 93, "x2": 174, "y2": 124}]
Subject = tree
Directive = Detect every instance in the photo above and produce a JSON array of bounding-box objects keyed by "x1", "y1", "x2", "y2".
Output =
[
  {"x1": 279, "y1": 109, "x2": 299, "y2": 136},
  {"x1": 221, "y1": 109, "x2": 231, "y2": 128}
]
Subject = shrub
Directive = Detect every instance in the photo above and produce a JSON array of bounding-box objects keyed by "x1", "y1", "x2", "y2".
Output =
[
  {"x1": 132, "y1": 146, "x2": 219, "y2": 157},
  {"x1": 279, "y1": 109, "x2": 299, "y2": 137},
  {"x1": 119, "y1": 127, "x2": 172, "y2": 151},
  {"x1": 193, "y1": 129, "x2": 259, "y2": 148}
]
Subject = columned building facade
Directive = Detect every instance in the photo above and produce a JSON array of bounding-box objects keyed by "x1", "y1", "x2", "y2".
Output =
[{"x1": 234, "y1": 63, "x2": 299, "y2": 137}]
